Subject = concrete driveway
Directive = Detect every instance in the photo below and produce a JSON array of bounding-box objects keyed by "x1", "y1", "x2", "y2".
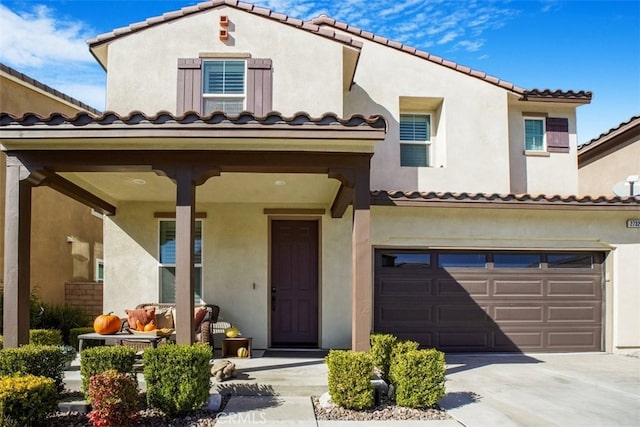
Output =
[{"x1": 440, "y1": 353, "x2": 640, "y2": 427}]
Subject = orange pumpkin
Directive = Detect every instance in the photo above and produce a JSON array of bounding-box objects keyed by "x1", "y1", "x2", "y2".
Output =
[
  {"x1": 93, "y1": 313, "x2": 122, "y2": 335},
  {"x1": 144, "y1": 321, "x2": 157, "y2": 332}
]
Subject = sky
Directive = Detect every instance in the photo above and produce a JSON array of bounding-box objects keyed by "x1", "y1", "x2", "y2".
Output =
[{"x1": 0, "y1": 0, "x2": 638, "y2": 144}]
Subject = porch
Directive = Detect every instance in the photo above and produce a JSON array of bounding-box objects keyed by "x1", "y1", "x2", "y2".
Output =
[{"x1": 0, "y1": 111, "x2": 387, "y2": 351}]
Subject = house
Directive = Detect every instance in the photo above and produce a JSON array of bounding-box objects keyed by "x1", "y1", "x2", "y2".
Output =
[
  {"x1": 2, "y1": 0, "x2": 639, "y2": 354},
  {"x1": 578, "y1": 115, "x2": 640, "y2": 196},
  {"x1": 0, "y1": 63, "x2": 104, "y2": 315}
]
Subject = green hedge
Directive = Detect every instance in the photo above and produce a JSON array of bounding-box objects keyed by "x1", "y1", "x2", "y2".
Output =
[
  {"x1": 80, "y1": 346, "x2": 137, "y2": 398},
  {"x1": 29, "y1": 329, "x2": 63, "y2": 346},
  {"x1": 370, "y1": 333, "x2": 397, "y2": 382},
  {"x1": 143, "y1": 344, "x2": 211, "y2": 415},
  {"x1": 388, "y1": 339, "x2": 420, "y2": 385},
  {"x1": 0, "y1": 374, "x2": 58, "y2": 426},
  {"x1": 326, "y1": 350, "x2": 374, "y2": 410},
  {"x1": 388, "y1": 349, "x2": 446, "y2": 408},
  {"x1": 0, "y1": 345, "x2": 65, "y2": 392}
]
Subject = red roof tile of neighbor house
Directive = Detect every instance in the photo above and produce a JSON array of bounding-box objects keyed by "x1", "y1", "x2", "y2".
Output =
[
  {"x1": 86, "y1": 0, "x2": 591, "y2": 102},
  {"x1": 371, "y1": 190, "x2": 640, "y2": 209},
  {"x1": 0, "y1": 110, "x2": 386, "y2": 129},
  {"x1": 0, "y1": 63, "x2": 102, "y2": 114},
  {"x1": 579, "y1": 115, "x2": 640, "y2": 152}
]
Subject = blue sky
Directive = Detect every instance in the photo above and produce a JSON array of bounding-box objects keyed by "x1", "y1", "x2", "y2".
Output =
[{"x1": 0, "y1": 0, "x2": 638, "y2": 144}]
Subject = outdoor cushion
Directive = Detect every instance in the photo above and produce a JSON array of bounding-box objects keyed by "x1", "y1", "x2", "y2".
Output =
[
  {"x1": 125, "y1": 307, "x2": 156, "y2": 330},
  {"x1": 171, "y1": 307, "x2": 208, "y2": 332},
  {"x1": 154, "y1": 308, "x2": 174, "y2": 330}
]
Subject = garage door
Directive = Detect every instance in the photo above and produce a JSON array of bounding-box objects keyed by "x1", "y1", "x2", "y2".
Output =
[{"x1": 374, "y1": 250, "x2": 604, "y2": 352}]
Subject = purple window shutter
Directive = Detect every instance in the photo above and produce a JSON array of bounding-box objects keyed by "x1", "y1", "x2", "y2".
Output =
[
  {"x1": 177, "y1": 58, "x2": 202, "y2": 114},
  {"x1": 546, "y1": 117, "x2": 569, "y2": 153},
  {"x1": 247, "y1": 58, "x2": 273, "y2": 116}
]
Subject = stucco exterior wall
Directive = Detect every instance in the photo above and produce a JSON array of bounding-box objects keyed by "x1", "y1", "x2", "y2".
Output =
[
  {"x1": 105, "y1": 6, "x2": 344, "y2": 116},
  {"x1": 579, "y1": 139, "x2": 640, "y2": 196},
  {"x1": 371, "y1": 205, "x2": 640, "y2": 352},
  {"x1": 343, "y1": 39, "x2": 511, "y2": 194},
  {"x1": 104, "y1": 201, "x2": 353, "y2": 349},
  {"x1": 507, "y1": 104, "x2": 580, "y2": 195},
  {"x1": 1, "y1": 71, "x2": 103, "y2": 305}
]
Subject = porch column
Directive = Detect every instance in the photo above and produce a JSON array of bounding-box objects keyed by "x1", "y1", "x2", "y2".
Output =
[
  {"x1": 174, "y1": 168, "x2": 196, "y2": 345},
  {"x1": 3, "y1": 162, "x2": 32, "y2": 347},
  {"x1": 352, "y1": 168, "x2": 372, "y2": 351}
]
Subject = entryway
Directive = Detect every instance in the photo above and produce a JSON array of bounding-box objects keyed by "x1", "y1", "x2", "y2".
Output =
[{"x1": 270, "y1": 220, "x2": 319, "y2": 347}]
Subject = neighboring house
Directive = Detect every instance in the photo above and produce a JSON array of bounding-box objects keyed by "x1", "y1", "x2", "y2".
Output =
[
  {"x1": 2, "y1": 1, "x2": 639, "y2": 354},
  {"x1": 0, "y1": 63, "x2": 104, "y2": 310},
  {"x1": 578, "y1": 115, "x2": 640, "y2": 196}
]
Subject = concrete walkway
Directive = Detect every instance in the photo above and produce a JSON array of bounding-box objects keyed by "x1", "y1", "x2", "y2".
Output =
[{"x1": 63, "y1": 351, "x2": 640, "y2": 426}]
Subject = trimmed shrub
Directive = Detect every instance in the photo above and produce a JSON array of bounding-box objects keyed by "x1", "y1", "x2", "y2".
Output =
[
  {"x1": 80, "y1": 346, "x2": 137, "y2": 398},
  {"x1": 0, "y1": 344, "x2": 65, "y2": 392},
  {"x1": 370, "y1": 333, "x2": 397, "y2": 382},
  {"x1": 70, "y1": 327, "x2": 96, "y2": 351},
  {"x1": 88, "y1": 369, "x2": 139, "y2": 427},
  {"x1": 143, "y1": 343, "x2": 211, "y2": 415},
  {"x1": 389, "y1": 339, "x2": 420, "y2": 385},
  {"x1": 0, "y1": 336, "x2": 3, "y2": 349},
  {"x1": 326, "y1": 349, "x2": 374, "y2": 410},
  {"x1": 388, "y1": 349, "x2": 446, "y2": 408},
  {"x1": 30, "y1": 328, "x2": 63, "y2": 346},
  {"x1": 0, "y1": 374, "x2": 58, "y2": 426}
]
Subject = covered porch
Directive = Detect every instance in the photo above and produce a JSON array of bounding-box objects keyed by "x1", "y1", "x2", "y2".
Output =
[{"x1": 1, "y1": 111, "x2": 386, "y2": 350}]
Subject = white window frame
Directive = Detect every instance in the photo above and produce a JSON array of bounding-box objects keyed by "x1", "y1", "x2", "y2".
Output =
[
  {"x1": 399, "y1": 112, "x2": 432, "y2": 167},
  {"x1": 524, "y1": 116, "x2": 546, "y2": 152},
  {"x1": 202, "y1": 60, "x2": 247, "y2": 114},
  {"x1": 158, "y1": 219, "x2": 204, "y2": 303}
]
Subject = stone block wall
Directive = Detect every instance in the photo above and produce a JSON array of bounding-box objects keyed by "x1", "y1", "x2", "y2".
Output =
[{"x1": 65, "y1": 282, "x2": 103, "y2": 319}]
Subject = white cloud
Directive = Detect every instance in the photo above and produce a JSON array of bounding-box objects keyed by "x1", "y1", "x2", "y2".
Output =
[
  {"x1": 456, "y1": 40, "x2": 484, "y2": 52},
  {"x1": 438, "y1": 31, "x2": 459, "y2": 45},
  {"x1": 0, "y1": 4, "x2": 94, "y2": 67}
]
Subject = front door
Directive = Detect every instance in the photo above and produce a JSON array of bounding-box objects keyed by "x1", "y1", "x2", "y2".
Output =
[{"x1": 270, "y1": 220, "x2": 319, "y2": 347}]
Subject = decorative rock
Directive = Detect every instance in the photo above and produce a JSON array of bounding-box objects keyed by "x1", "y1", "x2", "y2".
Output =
[
  {"x1": 319, "y1": 391, "x2": 334, "y2": 408},
  {"x1": 211, "y1": 359, "x2": 236, "y2": 381},
  {"x1": 206, "y1": 393, "x2": 223, "y2": 411}
]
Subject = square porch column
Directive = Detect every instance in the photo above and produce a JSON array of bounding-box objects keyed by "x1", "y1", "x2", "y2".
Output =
[
  {"x1": 3, "y1": 163, "x2": 32, "y2": 347},
  {"x1": 352, "y1": 169, "x2": 372, "y2": 351},
  {"x1": 174, "y1": 169, "x2": 196, "y2": 345}
]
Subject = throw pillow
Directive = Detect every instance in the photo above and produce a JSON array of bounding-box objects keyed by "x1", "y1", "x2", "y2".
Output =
[
  {"x1": 125, "y1": 308, "x2": 156, "y2": 330},
  {"x1": 172, "y1": 307, "x2": 209, "y2": 332},
  {"x1": 155, "y1": 308, "x2": 174, "y2": 330}
]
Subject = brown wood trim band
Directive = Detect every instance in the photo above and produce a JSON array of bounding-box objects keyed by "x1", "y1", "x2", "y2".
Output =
[
  {"x1": 154, "y1": 212, "x2": 208, "y2": 218},
  {"x1": 263, "y1": 209, "x2": 325, "y2": 215}
]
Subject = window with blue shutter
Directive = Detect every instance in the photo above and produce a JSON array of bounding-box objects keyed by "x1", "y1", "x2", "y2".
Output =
[{"x1": 400, "y1": 114, "x2": 431, "y2": 167}]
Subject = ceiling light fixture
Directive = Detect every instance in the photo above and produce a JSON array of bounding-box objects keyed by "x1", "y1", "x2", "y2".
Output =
[
  {"x1": 274, "y1": 180, "x2": 286, "y2": 186},
  {"x1": 132, "y1": 178, "x2": 147, "y2": 185}
]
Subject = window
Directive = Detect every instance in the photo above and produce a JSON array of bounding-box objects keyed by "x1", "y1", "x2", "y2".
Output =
[
  {"x1": 202, "y1": 60, "x2": 245, "y2": 115},
  {"x1": 95, "y1": 259, "x2": 104, "y2": 282},
  {"x1": 547, "y1": 253, "x2": 593, "y2": 269},
  {"x1": 494, "y1": 253, "x2": 541, "y2": 268},
  {"x1": 381, "y1": 252, "x2": 431, "y2": 268},
  {"x1": 159, "y1": 220, "x2": 203, "y2": 303},
  {"x1": 400, "y1": 114, "x2": 431, "y2": 167},
  {"x1": 438, "y1": 253, "x2": 487, "y2": 268},
  {"x1": 524, "y1": 118, "x2": 545, "y2": 151}
]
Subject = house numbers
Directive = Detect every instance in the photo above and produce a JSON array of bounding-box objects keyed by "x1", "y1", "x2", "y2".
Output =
[{"x1": 627, "y1": 219, "x2": 640, "y2": 228}]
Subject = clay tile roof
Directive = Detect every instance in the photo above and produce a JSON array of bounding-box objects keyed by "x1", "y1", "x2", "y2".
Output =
[
  {"x1": 309, "y1": 16, "x2": 592, "y2": 101},
  {"x1": 87, "y1": 0, "x2": 362, "y2": 51},
  {"x1": 0, "y1": 63, "x2": 101, "y2": 115},
  {"x1": 579, "y1": 115, "x2": 640, "y2": 152},
  {"x1": 0, "y1": 110, "x2": 387, "y2": 130},
  {"x1": 371, "y1": 190, "x2": 640, "y2": 209}
]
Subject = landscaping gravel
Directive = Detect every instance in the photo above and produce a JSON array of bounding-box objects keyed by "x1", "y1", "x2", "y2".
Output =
[{"x1": 312, "y1": 395, "x2": 451, "y2": 422}]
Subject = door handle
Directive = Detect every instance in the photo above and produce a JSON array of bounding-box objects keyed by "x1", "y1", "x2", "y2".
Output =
[{"x1": 271, "y1": 287, "x2": 277, "y2": 311}]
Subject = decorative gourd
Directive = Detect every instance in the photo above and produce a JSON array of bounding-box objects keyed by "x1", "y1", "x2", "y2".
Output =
[
  {"x1": 136, "y1": 320, "x2": 144, "y2": 331},
  {"x1": 225, "y1": 326, "x2": 239, "y2": 338},
  {"x1": 144, "y1": 321, "x2": 157, "y2": 332},
  {"x1": 237, "y1": 347, "x2": 248, "y2": 358},
  {"x1": 93, "y1": 313, "x2": 122, "y2": 335}
]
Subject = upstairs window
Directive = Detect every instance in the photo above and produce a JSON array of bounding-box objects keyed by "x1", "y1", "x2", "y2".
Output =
[
  {"x1": 202, "y1": 60, "x2": 245, "y2": 115},
  {"x1": 524, "y1": 117, "x2": 545, "y2": 151},
  {"x1": 400, "y1": 114, "x2": 431, "y2": 167}
]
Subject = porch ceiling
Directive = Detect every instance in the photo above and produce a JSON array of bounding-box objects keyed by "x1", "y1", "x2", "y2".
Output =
[{"x1": 60, "y1": 171, "x2": 341, "y2": 205}]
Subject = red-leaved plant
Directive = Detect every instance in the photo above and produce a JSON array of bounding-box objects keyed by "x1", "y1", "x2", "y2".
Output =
[{"x1": 87, "y1": 369, "x2": 139, "y2": 427}]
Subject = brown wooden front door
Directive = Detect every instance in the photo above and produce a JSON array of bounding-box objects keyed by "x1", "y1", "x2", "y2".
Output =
[{"x1": 270, "y1": 220, "x2": 319, "y2": 347}]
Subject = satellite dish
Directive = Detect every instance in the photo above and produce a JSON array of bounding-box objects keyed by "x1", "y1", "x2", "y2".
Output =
[{"x1": 613, "y1": 180, "x2": 640, "y2": 197}]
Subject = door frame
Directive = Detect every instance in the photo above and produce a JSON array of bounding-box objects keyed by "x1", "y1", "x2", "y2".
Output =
[{"x1": 268, "y1": 216, "x2": 323, "y2": 348}]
